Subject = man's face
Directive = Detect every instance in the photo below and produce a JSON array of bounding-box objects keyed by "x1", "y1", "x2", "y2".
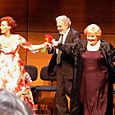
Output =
[{"x1": 56, "y1": 20, "x2": 68, "y2": 35}]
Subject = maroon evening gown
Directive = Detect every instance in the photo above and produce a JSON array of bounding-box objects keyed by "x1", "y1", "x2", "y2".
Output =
[{"x1": 80, "y1": 50, "x2": 108, "y2": 115}]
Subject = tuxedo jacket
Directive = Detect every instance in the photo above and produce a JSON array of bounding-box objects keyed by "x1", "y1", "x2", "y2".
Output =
[{"x1": 48, "y1": 27, "x2": 80, "y2": 80}]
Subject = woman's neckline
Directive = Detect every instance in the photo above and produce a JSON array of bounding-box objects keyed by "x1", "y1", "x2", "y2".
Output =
[
  {"x1": 87, "y1": 40, "x2": 101, "y2": 51},
  {"x1": 2, "y1": 34, "x2": 13, "y2": 38}
]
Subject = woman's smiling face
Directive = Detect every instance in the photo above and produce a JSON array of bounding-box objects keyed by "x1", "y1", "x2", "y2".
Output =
[
  {"x1": 0, "y1": 21, "x2": 11, "y2": 34},
  {"x1": 84, "y1": 24, "x2": 102, "y2": 46},
  {"x1": 87, "y1": 34, "x2": 99, "y2": 46}
]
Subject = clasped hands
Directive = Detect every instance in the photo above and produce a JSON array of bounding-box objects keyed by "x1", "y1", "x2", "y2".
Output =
[{"x1": 44, "y1": 39, "x2": 59, "y2": 48}]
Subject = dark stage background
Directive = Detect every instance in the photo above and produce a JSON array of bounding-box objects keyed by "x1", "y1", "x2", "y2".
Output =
[
  {"x1": 0, "y1": 0, "x2": 115, "y2": 32},
  {"x1": 0, "y1": 0, "x2": 115, "y2": 63}
]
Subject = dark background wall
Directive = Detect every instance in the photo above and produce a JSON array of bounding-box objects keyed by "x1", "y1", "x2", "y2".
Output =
[
  {"x1": 28, "y1": 0, "x2": 115, "y2": 34},
  {"x1": 0, "y1": 0, "x2": 115, "y2": 33},
  {"x1": 0, "y1": 0, "x2": 115, "y2": 64}
]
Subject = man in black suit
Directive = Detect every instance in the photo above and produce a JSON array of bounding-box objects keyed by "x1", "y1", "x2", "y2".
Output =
[{"x1": 47, "y1": 15, "x2": 80, "y2": 115}]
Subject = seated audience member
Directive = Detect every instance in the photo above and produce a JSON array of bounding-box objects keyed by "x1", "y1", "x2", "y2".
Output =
[{"x1": 0, "y1": 89, "x2": 33, "y2": 115}]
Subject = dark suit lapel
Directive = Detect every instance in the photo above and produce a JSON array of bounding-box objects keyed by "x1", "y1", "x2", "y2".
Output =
[
  {"x1": 56, "y1": 34, "x2": 61, "y2": 41},
  {"x1": 65, "y1": 28, "x2": 72, "y2": 43}
]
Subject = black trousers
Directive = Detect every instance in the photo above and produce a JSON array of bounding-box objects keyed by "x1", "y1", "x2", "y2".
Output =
[
  {"x1": 55, "y1": 65, "x2": 73, "y2": 115},
  {"x1": 55, "y1": 64, "x2": 83, "y2": 115}
]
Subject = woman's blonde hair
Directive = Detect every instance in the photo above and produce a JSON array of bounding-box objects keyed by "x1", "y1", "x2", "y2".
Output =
[{"x1": 84, "y1": 24, "x2": 102, "y2": 37}]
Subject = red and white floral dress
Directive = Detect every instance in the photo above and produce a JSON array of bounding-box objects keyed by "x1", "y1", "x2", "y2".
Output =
[{"x1": 0, "y1": 34, "x2": 34, "y2": 108}]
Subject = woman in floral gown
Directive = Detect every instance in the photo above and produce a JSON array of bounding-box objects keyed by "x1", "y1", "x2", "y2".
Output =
[{"x1": 0, "y1": 16, "x2": 45, "y2": 111}]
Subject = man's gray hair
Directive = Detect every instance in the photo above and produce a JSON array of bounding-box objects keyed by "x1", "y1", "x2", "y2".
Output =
[{"x1": 56, "y1": 15, "x2": 71, "y2": 27}]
